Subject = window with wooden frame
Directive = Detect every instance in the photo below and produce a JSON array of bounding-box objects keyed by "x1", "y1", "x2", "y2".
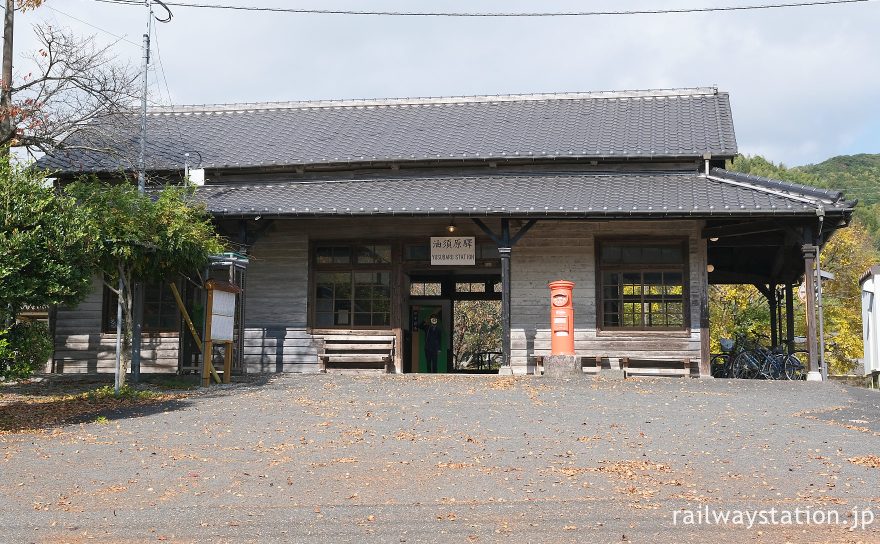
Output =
[
  {"x1": 597, "y1": 241, "x2": 687, "y2": 330},
  {"x1": 410, "y1": 281, "x2": 443, "y2": 297},
  {"x1": 102, "y1": 281, "x2": 180, "y2": 333},
  {"x1": 313, "y1": 243, "x2": 392, "y2": 328}
]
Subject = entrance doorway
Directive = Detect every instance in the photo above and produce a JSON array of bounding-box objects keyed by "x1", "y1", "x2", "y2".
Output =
[
  {"x1": 406, "y1": 275, "x2": 501, "y2": 373},
  {"x1": 452, "y1": 299, "x2": 502, "y2": 372},
  {"x1": 409, "y1": 302, "x2": 451, "y2": 373}
]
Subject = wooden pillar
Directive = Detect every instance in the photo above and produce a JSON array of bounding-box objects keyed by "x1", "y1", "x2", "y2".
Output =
[
  {"x1": 699, "y1": 235, "x2": 710, "y2": 377},
  {"x1": 392, "y1": 242, "x2": 404, "y2": 374},
  {"x1": 236, "y1": 268, "x2": 246, "y2": 374},
  {"x1": 202, "y1": 283, "x2": 214, "y2": 387},
  {"x1": 500, "y1": 249, "x2": 511, "y2": 366},
  {"x1": 785, "y1": 283, "x2": 795, "y2": 354},
  {"x1": 768, "y1": 285, "x2": 778, "y2": 348},
  {"x1": 500, "y1": 219, "x2": 512, "y2": 368},
  {"x1": 802, "y1": 244, "x2": 820, "y2": 378},
  {"x1": 755, "y1": 283, "x2": 779, "y2": 349},
  {"x1": 223, "y1": 341, "x2": 232, "y2": 384},
  {"x1": 776, "y1": 287, "x2": 784, "y2": 349}
]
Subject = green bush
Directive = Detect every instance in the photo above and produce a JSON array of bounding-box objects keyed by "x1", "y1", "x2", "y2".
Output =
[
  {"x1": 0, "y1": 321, "x2": 53, "y2": 381},
  {"x1": 0, "y1": 329, "x2": 10, "y2": 368},
  {"x1": 86, "y1": 384, "x2": 157, "y2": 401}
]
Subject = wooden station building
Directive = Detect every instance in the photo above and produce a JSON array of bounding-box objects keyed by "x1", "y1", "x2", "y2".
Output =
[{"x1": 39, "y1": 87, "x2": 855, "y2": 377}]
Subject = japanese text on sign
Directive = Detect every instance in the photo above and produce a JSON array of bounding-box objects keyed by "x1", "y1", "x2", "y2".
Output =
[
  {"x1": 210, "y1": 290, "x2": 236, "y2": 341},
  {"x1": 430, "y1": 237, "x2": 476, "y2": 266}
]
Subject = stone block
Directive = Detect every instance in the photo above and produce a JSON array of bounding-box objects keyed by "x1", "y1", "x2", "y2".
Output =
[{"x1": 543, "y1": 355, "x2": 582, "y2": 378}]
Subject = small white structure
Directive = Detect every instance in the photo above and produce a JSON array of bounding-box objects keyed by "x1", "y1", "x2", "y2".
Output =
[{"x1": 859, "y1": 266, "x2": 880, "y2": 382}]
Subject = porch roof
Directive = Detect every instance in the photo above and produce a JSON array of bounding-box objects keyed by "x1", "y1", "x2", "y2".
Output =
[{"x1": 195, "y1": 168, "x2": 854, "y2": 219}]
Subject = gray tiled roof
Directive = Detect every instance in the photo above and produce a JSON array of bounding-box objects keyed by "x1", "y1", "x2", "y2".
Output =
[
  {"x1": 195, "y1": 170, "x2": 853, "y2": 218},
  {"x1": 37, "y1": 88, "x2": 737, "y2": 173},
  {"x1": 710, "y1": 168, "x2": 845, "y2": 202}
]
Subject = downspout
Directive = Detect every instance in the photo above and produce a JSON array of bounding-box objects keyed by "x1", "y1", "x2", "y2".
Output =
[
  {"x1": 703, "y1": 157, "x2": 712, "y2": 376},
  {"x1": 815, "y1": 209, "x2": 827, "y2": 380}
]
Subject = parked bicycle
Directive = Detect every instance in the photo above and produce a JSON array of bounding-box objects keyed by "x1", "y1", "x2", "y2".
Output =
[
  {"x1": 711, "y1": 335, "x2": 756, "y2": 378},
  {"x1": 712, "y1": 335, "x2": 806, "y2": 380},
  {"x1": 710, "y1": 338, "x2": 736, "y2": 378}
]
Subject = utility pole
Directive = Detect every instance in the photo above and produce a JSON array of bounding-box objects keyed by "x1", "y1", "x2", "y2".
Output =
[
  {"x1": 131, "y1": 0, "x2": 171, "y2": 383},
  {"x1": 1, "y1": 0, "x2": 14, "y2": 161},
  {"x1": 131, "y1": 0, "x2": 152, "y2": 383},
  {"x1": 138, "y1": 0, "x2": 151, "y2": 194}
]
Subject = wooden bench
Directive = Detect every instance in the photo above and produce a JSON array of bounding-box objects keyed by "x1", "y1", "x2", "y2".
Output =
[
  {"x1": 582, "y1": 356, "x2": 604, "y2": 374},
  {"x1": 319, "y1": 334, "x2": 395, "y2": 373},
  {"x1": 534, "y1": 355, "x2": 604, "y2": 375},
  {"x1": 620, "y1": 357, "x2": 692, "y2": 378}
]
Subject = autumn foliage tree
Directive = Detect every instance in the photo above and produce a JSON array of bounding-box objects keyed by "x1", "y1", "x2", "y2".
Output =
[
  {"x1": 1, "y1": 24, "x2": 139, "y2": 157},
  {"x1": 2, "y1": 0, "x2": 140, "y2": 160},
  {"x1": 18, "y1": 1, "x2": 47, "y2": 9},
  {"x1": 817, "y1": 223, "x2": 877, "y2": 372}
]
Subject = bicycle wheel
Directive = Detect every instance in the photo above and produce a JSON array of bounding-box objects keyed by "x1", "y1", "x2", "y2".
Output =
[
  {"x1": 732, "y1": 350, "x2": 761, "y2": 379},
  {"x1": 711, "y1": 354, "x2": 730, "y2": 378},
  {"x1": 756, "y1": 355, "x2": 774, "y2": 380},
  {"x1": 755, "y1": 347, "x2": 783, "y2": 380},
  {"x1": 771, "y1": 355, "x2": 789, "y2": 380},
  {"x1": 784, "y1": 354, "x2": 807, "y2": 380}
]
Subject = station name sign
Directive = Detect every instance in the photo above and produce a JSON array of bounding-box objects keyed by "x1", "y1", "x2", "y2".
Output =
[{"x1": 431, "y1": 237, "x2": 476, "y2": 266}]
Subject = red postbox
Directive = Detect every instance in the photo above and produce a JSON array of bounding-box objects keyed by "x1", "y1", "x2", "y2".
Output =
[{"x1": 548, "y1": 280, "x2": 575, "y2": 355}]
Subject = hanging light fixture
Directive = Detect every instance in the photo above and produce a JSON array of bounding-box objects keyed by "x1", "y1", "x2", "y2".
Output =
[{"x1": 447, "y1": 219, "x2": 456, "y2": 234}]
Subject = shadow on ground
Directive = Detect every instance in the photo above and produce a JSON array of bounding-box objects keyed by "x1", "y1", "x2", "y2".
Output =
[
  {"x1": 0, "y1": 392, "x2": 192, "y2": 434},
  {"x1": 0, "y1": 373, "x2": 278, "y2": 434}
]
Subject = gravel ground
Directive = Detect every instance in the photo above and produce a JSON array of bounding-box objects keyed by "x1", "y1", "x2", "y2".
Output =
[{"x1": 1, "y1": 374, "x2": 879, "y2": 543}]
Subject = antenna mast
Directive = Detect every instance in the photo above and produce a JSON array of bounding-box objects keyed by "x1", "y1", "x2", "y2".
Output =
[{"x1": 138, "y1": 1, "x2": 151, "y2": 193}]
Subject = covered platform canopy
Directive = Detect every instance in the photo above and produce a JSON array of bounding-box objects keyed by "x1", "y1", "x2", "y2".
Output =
[
  {"x1": 194, "y1": 164, "x2": 854, "y2": 377},
  {"x1": 194, "y1": 165, "x2": 854, "y2": 287}
]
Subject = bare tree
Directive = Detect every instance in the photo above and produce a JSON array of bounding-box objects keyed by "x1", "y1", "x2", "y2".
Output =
[{"x1": 1, "y1": 24, "x2": 140, "y2": 158}]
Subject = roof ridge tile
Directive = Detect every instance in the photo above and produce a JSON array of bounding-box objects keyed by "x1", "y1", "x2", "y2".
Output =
[{"x1": 146, "y1": 87, "x2": 721, "y2": 115}]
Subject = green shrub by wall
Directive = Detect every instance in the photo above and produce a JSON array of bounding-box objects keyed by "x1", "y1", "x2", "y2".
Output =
[{"x1": 0, "y1": 321, "x2": 52, "y2": 381}]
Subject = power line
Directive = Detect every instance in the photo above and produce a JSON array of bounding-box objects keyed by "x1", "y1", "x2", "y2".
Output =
[
  {"x1": 49, "y1": 1, "x2": 194, "y2": 169},
  {"x1": 150, "y1": 24, "x2": 174, "y2": 111},
  {"x1": 45, "y1": 4, "x2": 141, "y2": 46},
  {"x1": 150, "y1": 21, "x2": 192, "y2": 165},
  {"x1": 26, "y1": 4, "x2": 167, "y2": 111},
  {"x1": 92, "y1": 0, "x2": 873, "y2": 17},
  {"x1": 152, "y1": 26, "x2": 174, "y2": 113}
]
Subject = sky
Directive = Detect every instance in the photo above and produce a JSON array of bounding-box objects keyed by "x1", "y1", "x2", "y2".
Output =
[{"x1": 13, "y1": 0, "x2": 880, "y2": 167}]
